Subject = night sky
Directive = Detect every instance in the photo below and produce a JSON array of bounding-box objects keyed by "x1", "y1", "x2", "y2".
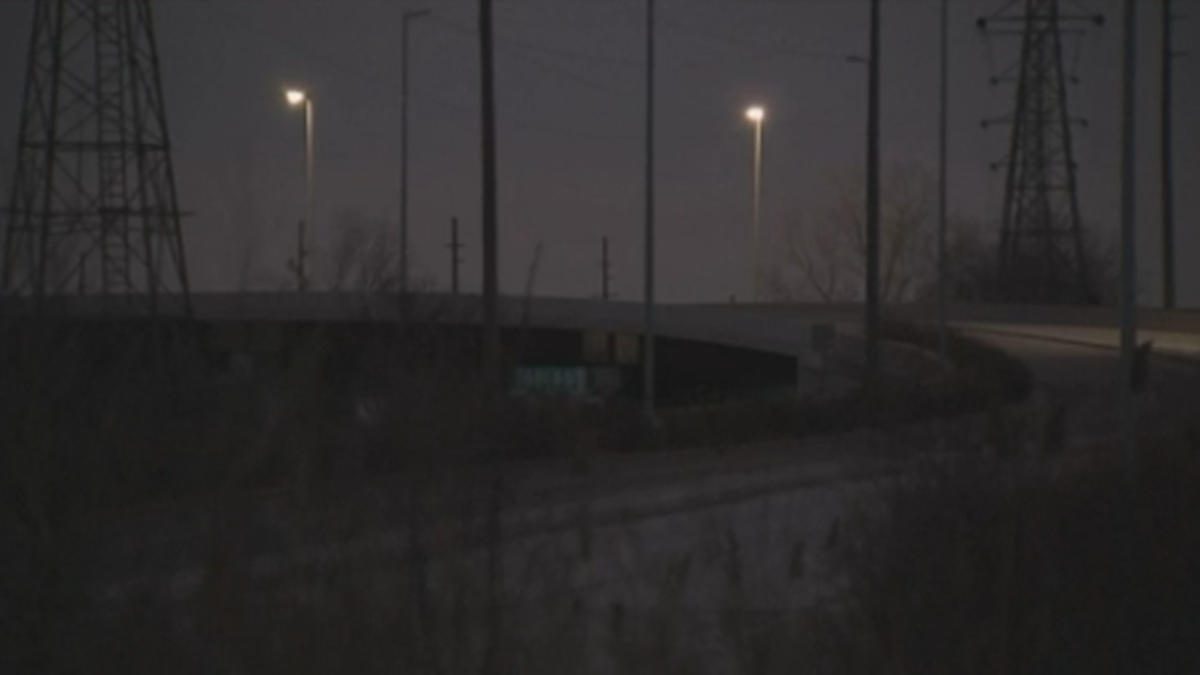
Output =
[{"x1": 0, "y1": 1, "x2": 1196, "y2": 304}]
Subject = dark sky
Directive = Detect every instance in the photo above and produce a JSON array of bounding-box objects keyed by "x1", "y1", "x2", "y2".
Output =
[{"x1": 0, "y1": 1, "x2": 1196, "y2": 304}]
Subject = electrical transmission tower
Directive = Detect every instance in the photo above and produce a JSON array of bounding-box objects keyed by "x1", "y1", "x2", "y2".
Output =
[
  {"x1": 2, "y1": 0, "x2": 191, "y2": 317},
  {"x1": 979, "y1": 0, "x2": 1103, "y2": 304}
]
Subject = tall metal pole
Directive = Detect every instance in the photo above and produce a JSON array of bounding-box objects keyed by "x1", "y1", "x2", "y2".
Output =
[
  {"x1": 448, "y1": 216, "x2": 461, "y2": 295},
  {"x1": 1117, "y1": 8, "x2": 1140, "y2": 664},
  {"x1": 400, "y1": 9, "x2": 430, "y2": 298},
  {"x1": 479, "y1": 3, "x2": 502, "y2": 673},
  {"x1": 1119, "y1": 0, "x2": 1138, "y2": 487},
  {"x1": 284, "y1": 90, "x2": 312, "y2": 292},
  {"x1": 1161, "y1": 0, "x2": 1176, "y2": 309},
  {"x1": 751, "y1": 115, "x2": 763, "y2": 302},
  {"x1": 937, "y1": 0, "x2": 949, "y2": 363},
  {"x1": 602, "y1": 235, "x2": 611, "y2": 301},
  {"x1": 297, "y1": 221, "x2": 308, "y2": 291},
  {"x1": 643, "y1": 0, "x2": 657, "y2": 419},
  {"x1": 865, "y1": 0, "x2": 882, "y2": 391},
  {"x1": 480, "y1": 0, "x2": 500, "y2": 393},
  {"x1": 304, "y1": 98, "x2": 313, "y2": 248},
  {"x1": 293, "y1": 97, "x2": 313, "y2": 294}
]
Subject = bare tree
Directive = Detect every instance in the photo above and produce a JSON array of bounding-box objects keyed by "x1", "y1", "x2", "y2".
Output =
[
  {"x1": 768, "y1": 162, "x2": 936, "y2": 304},
  {"x1": 323, "y1": 209, "x2": 401, "y2": 293},
  {"x1": 927, "y1": 216, "x2": 1121, "y2": 305},
  {"x1": 222, "y1": 159, "x2": 263, "y2": 291},
  {"x1": 925, "y1": 215, "x2": 1000, "y2": 303}
]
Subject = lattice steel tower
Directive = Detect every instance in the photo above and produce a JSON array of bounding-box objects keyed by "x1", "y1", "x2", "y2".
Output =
[
  {"x1": 2, "y1": 0, "x2": 190, "y2": 316},
  {"x1": 979, "y1": 1, "x2": 1103, "y2": 304}
]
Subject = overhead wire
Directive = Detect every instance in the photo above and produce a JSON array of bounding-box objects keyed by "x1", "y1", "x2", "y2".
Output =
[
  {"x1": 424, "y1": 14, "x2": 768, "y2": 144},
  {"x1": 426, "y1": 14, "x2": 644, "y2": 68},
  {"x1": 201, "y1": 5, "x2": 643, "y2": 143},
  {"x1": 194, "y1": 4, "x2": 901, "y2": 146},
  {"x1": 657, "y1": 17, "x2": 851, "y2": 64}
]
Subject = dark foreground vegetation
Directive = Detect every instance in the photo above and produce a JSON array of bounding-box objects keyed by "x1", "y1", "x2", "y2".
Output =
[
  {"x1": 818, "y1": 432, "x2": 1200, "y2": 675},
  {"x1": 3, "y1": 311, "x2": 1197, "y2": 673},
  {"x1": 0, "y1": 314, "x2": 1029, "y2": 515}
]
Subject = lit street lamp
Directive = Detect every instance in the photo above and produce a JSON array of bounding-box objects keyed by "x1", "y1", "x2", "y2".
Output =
[
  {"x1": 285, "y1": 88, "x2": 314, "y2": 238},
  {"x1": 285, "y1": 86, "x2": 314, "y2": 289},
  {"x1": 746, "y1": 105, "x2": 765, "y2": 301}
]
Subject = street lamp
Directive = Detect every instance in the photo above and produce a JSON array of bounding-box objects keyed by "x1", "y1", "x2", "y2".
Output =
[
  {"x1": 285, "y1": 88, "x2": 314, "y2": 240},
  {"x1": 284, "y1": 88, "x2": 312, "y2": 290},
  {"x1": 745, "y1": 105, "x2": 765, "y2": 301},
  {"x1": 400, "y1": 8, "x2": 431, "y2": 297}
]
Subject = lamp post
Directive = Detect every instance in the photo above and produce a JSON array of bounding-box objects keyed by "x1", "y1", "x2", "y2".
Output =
[
  {"x1": 400, "y1": 8, "x2": 430, "y2": 296},
  {"x1": 285, "y1": 89, "x2": 313, "y2": 292},
  {"x1": 746, "y1": 105, "x2": 765, "y2": 301},
  {"x1": 285, "y1": 89, "x2": 314, "y2": 236}
]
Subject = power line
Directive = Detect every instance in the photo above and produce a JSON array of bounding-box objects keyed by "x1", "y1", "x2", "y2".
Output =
[
  {"x1": 487, "y1": 42, "x2": 638, "y2": 97},
  {"x1": 189, "y1": 5, "x2": 893, "y2": 147},
  {"x1": 426, "y1": 16, "x2": 642, "y2": 99},
  {"x1": 427, "y1": 14, "x2": 644, "y2": 67},
  {"x1": 658, "y1": 17, "x2": 850, "y2": 63},
  {"x1": 424, "y1": 13, "x2": 800, "y2": 144},
  {"x1": 430, "y1": 9, "x2": 854, "y2": 67},
  {"x1": 199, "y1": 6, "x2": 641, "y2": 143},
  {"x1": 204, "y1": 5, "x2": 397, "y2": 83}
]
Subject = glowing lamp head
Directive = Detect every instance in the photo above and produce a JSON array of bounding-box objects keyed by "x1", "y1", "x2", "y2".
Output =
[
  {"x1": 746, "y1": 106, "x2": 765, "y2": 122},
  {"x1": 285, "y1": 89, "x2": 308, "y2": 106}
]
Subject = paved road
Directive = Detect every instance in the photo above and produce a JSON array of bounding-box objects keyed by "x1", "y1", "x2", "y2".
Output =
[
  {"x1": 733, "y1": 302, "x2": 1200, "y2": 450},
  {"x1": 956, "y1": 322, "x2": 1200, "y2": 448}
]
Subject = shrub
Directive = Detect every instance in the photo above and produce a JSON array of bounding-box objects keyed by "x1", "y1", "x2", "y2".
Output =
[{"x1": 818, "y1": 433, "x2": 1200, "y2": 674}]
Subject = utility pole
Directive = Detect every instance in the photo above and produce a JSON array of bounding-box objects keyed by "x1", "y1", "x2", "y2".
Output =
[
  {"x1": 400, "y1": 8, "x2": 430, "y2": 299},
  {"x1": 601, "y1": 235, "x2": 612, "y2": 300},
  {"x1": 643, "y1": 0, "x2": 657, "y2": 420},
  {"x1": 1116, "y1": 24, "x2": 1144, "y2": 648},
  {"x1": 865, "y1": 0, "x2": 882, "y2": 393},
  {"x1": 479, "y1": 0, "x2": 500, "y2": 393},
  {"x1": 1161, "y1": 0, "x2": 1185, "y2": 309},
  {"x1": 937, "y1": 0, "x2": 949, "y2": 364},
  {"x1": 1117, "y1": 5, "x2": 1139, "y2": 668},
  {"x1": 1119, "y1": 0, "x2": 1138, "y2": 489},
  {"x1": 479, "y1": 4, "x2": 502, "y2": 670},
  {"x1": 447, "y1": 216, "x2": 463, "y2": 295}
]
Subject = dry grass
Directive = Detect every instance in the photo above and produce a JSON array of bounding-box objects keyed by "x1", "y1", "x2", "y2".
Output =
[
  {"x1": 15, "y1": 310, "x2": 1189, "y2": 674},
  {"x1": 815, "y1": 431, "x2": 1200, "y2": 675}
]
